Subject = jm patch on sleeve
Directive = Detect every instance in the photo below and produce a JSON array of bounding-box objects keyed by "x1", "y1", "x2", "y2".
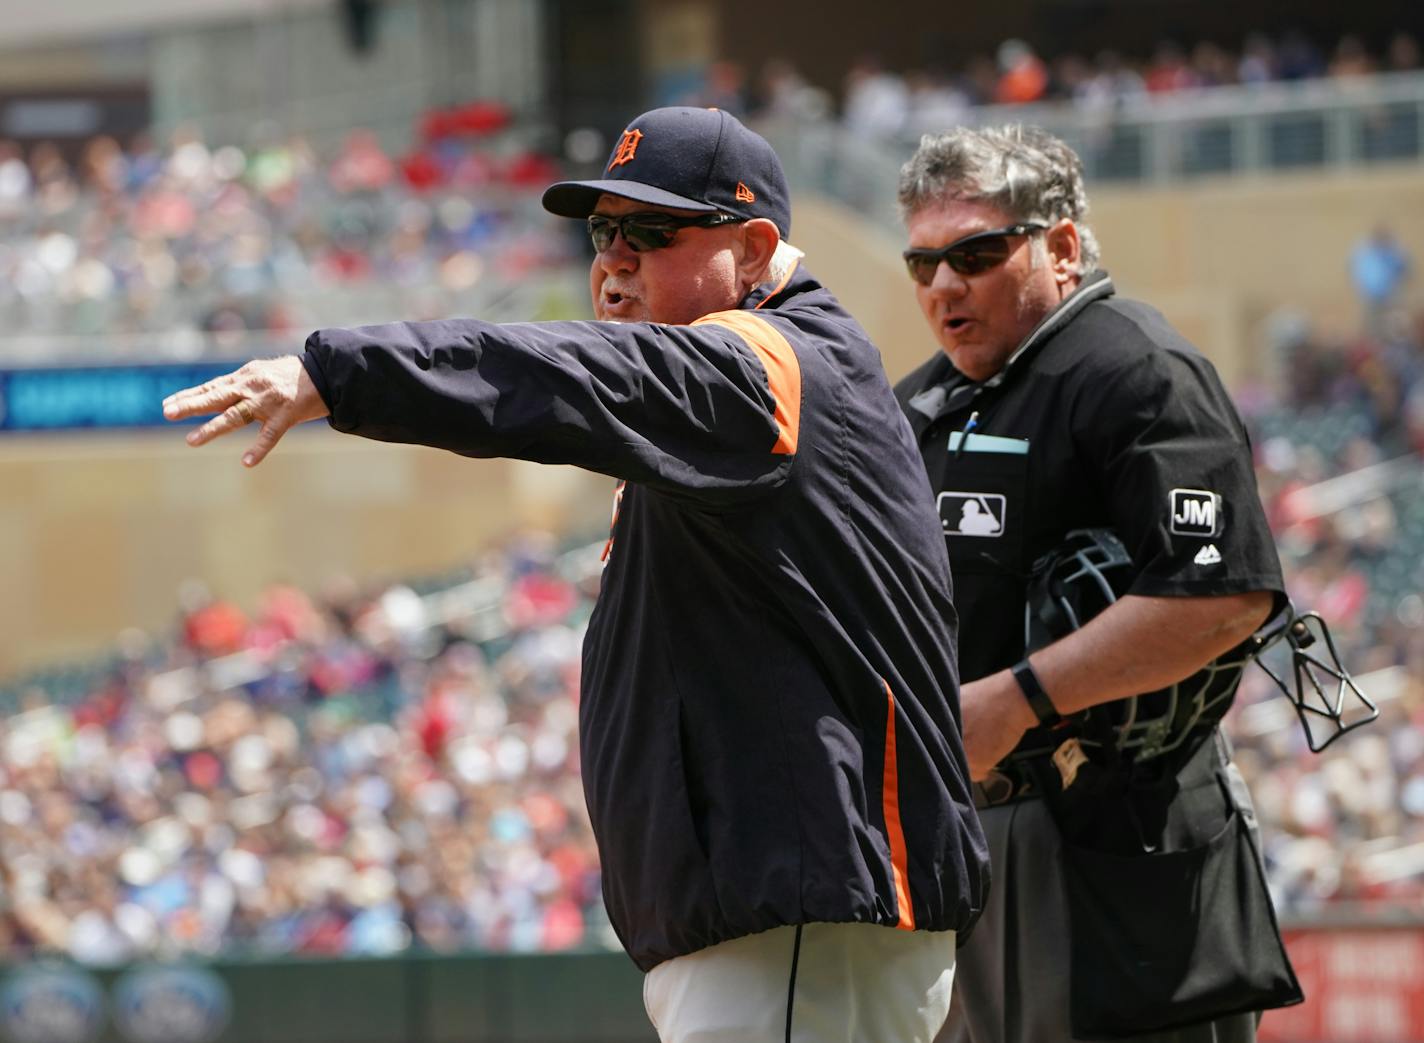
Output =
[{"x1": 1170, "y1": 488, "x2": 1223, "y2": 537}]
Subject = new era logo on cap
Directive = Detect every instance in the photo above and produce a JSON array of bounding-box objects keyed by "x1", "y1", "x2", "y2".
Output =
[{"x1": 541, "y1": 107, "x2": 792, "y2": 238}]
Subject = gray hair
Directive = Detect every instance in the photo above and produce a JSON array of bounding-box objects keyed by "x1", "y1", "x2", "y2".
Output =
[
  {"x1": 763, "y1": 239, "x2": 805, "y2": 289},
  {"x1": 897, "y1": 125, "x2": 1101, "y2": 273}
]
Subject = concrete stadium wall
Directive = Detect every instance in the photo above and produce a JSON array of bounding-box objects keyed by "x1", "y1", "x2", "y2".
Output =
[
  {"x1": 0, "y1": 924, "x2": 1418, "y2": 1043},
  {"x1": 0, "y1": 949, "x2": 660, "y2": 1043},
  {"x1": 791, "y1": 162, "x2": 1424, "y2": 388},
  {"x1": 0, "y1": 0, "x2": 328, "y2": 49}
]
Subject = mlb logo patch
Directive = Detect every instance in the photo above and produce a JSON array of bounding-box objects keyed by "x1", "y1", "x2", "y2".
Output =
[
  {"x1": 1170, "y1": 488, "x2": 1222, "y2": 537},
  {"x1": 938, "y1": 492, "x2": 1006, "y2": 537}
]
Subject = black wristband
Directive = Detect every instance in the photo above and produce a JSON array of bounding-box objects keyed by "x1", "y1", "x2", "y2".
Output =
[{"x1": 1012, "y1": 658, "x2": 1061, "y2": 726}]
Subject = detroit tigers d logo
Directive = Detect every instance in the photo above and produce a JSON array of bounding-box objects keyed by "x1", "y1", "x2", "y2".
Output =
[{"x1": 609, "y1": 129, "x2": 644, "y2": 170}]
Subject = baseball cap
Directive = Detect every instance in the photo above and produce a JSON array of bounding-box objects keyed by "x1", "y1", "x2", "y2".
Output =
[{"x1": 542, "y1": 107, "x2": 791, "y2": 239}]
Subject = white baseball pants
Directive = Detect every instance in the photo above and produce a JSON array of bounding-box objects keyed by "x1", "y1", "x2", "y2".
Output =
[{"x1": 643, "y1": 921, "x2": 956, "y2": 1043}]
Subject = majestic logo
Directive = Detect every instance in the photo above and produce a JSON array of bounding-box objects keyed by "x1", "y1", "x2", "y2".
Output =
[
  {"x1": 735, "y1": 181, "x2": 756, "y2": 203},
  {"x1": 1170, "y1": 488, "x2": 1222, "y2": 537},
  {"x1": 938, "y1": 492, "x2": 1005, "y2": 537},
  {"x1": 1194, "y1": 544, "x2": 1223, "y2": 566},
  {"x1": 608, "y1": 129, "x2": 644, "y2": 170}
]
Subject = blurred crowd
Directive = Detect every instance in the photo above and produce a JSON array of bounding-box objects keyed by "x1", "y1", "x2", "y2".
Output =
[
  {"x1": 673, "y1": 29, "x2": 1423, "y2": 140},
  {"x1": 0, "y1": 537, "x2": 610, "y2": 963},
  {"x1": 2, "y1": 345, "x2": 1421, "y2": 966},
  {"x1": 1224, "y1": 254, "x2": 1424, "y2": 915},
  {"x1": 0, "y1": 54, "x2": 1420, "y2": 962},
  {"x1": 3, "y1": 26, "x2": 1420, "y2": 342},
  {"x1": 0, "y1": 103, "x2": 572, "y2": 342}
]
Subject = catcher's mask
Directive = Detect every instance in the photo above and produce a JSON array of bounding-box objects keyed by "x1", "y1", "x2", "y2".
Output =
[{"x1": 1019, "y1": 529, "x2": 1377, "y2": 762}]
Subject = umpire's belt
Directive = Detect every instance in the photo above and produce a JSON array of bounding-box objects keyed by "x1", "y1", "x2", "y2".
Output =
[{"x1": 972, "y1": 759, "x2": 1042, "y2": 809}]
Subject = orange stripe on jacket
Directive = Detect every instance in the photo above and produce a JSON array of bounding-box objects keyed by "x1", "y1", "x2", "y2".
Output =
[
  {"x1": 882, "y1": 678, "x2": 916, "y2": 931},
  {"x1": 692, "y1": 311, "x2": 801, "y2": 455}
]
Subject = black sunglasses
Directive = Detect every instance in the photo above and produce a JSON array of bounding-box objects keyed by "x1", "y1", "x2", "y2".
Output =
[
  {"x1": 902, "y1": 223, "x2": 1048, "y2": 285},
  {"x1": 587, "y1": 211, "x2": 744, "y2": 253}
]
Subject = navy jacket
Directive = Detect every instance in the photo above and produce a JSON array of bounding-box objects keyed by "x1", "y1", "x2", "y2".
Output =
[{"x1": 303, "y1": 265, "x2": 989, "y2": 970}]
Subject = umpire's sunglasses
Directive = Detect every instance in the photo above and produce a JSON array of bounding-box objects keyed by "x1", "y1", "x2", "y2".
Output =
[
  {"x1": 588, "y1": 211, "x2": 744, "y2": 253},
  {"x1": 902, "y1": 223, "x2": 1048, "y2": 285}
]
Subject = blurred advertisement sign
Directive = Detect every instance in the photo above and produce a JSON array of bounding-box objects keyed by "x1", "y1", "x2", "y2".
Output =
[
  {"x1": 1261, "y1": 929, "x2": 1424, "y2": 1042},
  {"x1": 0, "y1": 89, "x2": 148, "y2": 151},
  {"x1": 0, "y1": 965, "x2": 231, "y2": 1043},
  {"x1": 0, "y1": 362, "x2": 241, "y2": 433},
  {"x1": 1, "y1": 100, "x2": 103, "y2": 138},
  {"x1": 0, "y1": 967, "x2": 104, "y2": 1043},
  {"x1": 111, "y1": 967, "x2": 230, "y2": 1043}
]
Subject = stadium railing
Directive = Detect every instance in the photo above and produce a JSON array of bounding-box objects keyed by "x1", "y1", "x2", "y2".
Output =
[
  {"x1": 760, "y1": 70, "x2": 1424, "y2": 229},
  {"x1": 0, "y1": 268, "x2": 588, "y2": 367}
]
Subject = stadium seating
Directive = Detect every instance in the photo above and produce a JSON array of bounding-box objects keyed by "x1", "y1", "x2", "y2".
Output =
[
  {"x1": 0, "y1": 33, "x2": 1420, "y2": 961},
  {"x1": 0, "y1": 128, "x2": 576, "y2": 345},
  {"x1": 0, "y1": 541, "x2": 614, "y2": 962}
]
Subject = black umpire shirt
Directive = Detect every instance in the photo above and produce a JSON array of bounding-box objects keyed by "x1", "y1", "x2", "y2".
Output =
[{"x1": 894, "y1": 270, "x2": 1285, "y2": 700}]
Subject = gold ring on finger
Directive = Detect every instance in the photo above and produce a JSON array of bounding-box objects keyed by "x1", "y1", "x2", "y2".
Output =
[{"x1": 235, "y1": 400, "x2": 255, "y2": 424}]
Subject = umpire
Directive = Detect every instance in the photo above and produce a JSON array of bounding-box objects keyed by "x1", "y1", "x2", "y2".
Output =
[
  {"x1": 165, "y1": 107, "x2": 988, "y2": 1043},
  {"x1": 893, "y1": 125, "x2": 1300, "y2": 1042}
]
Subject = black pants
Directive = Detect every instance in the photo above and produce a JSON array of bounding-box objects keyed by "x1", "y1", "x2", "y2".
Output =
[{"x1": 937, "y1": 744, "x2": 1262, "y2": 1043}]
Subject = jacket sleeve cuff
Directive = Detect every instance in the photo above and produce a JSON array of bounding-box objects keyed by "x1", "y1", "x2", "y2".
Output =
[{"x1": 300, "y1": 336, "x2": 335, "y2": 416}]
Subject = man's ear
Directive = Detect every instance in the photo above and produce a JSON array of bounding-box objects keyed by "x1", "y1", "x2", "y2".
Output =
[
  {"x1": 737, "y1": 218, "x2": 781, "y2": 288},
  {"x1": 1046, "y1": 219, "x2": 1081, "y2": 285}
]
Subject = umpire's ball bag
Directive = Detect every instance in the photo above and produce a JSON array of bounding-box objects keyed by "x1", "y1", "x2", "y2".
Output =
[{"x1": 1033, "y1": 733, "x2": 1304, "y2": 1039}]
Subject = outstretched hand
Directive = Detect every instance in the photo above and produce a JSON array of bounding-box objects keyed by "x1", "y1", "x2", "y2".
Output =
[{"x1": 162, "y1": 356, "x2": 329, "y2": 467}]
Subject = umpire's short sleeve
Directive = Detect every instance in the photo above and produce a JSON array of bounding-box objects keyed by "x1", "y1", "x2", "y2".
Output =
[{"x1": 1074, "y1": 343, "x2": 1284, "y2": 601}]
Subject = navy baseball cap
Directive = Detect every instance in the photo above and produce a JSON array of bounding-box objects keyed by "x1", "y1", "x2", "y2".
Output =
[{"x1": 542, "y1": 107, "x2": 791, "y2": 239}]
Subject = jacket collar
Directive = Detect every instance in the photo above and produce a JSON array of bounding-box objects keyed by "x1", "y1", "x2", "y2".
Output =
[
  {"x1": 740, "y1": 260, "x2": 812, "y2": 311},
  {"x1": 906, "y1": 269, "x2": 1114, "y2": 430}
]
